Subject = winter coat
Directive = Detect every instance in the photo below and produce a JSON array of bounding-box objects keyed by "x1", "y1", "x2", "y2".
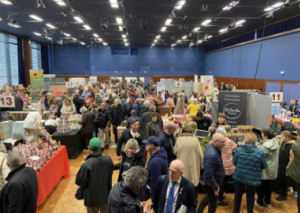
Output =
[
  {"x1": 140, "y1": 111, "x2": 163, "y2": 135},
  {"x1": 73, "y1": 97, "x2": 84, "y2": 113},
  {"x1": 145, "y1": 147, "x2": 168, "y2": 195},
  {"x1": 121, "y1": 100, "x2": 130, "y2": 116},
  {"x1": 95, "y1": 97, "x2": 102, "y2": 105},
  {"x1": 60, "y1": 99, "x2": 76, "y2": 115},
  {"x1": 9, "y1": 96, "x2": 23, "y2": 111},
  {"x1": 166, "y1": 98, "x2": 175, "y2": 109},
  {"x1": 145, "y1": 122, "x2": 161, "y2": 139},
  {"x1": 95, "y1": 108, "x2": 112, "y2": 129},
  {"x1": 80, "y1": 111, "x2": 95, "y2": 134},
  {"x1": 140, "y1": 107, "x2": 150, "y2": 118},
  {"x1": 0, "y1": 164, "x2": 38, "y2": 213},
  {"x1": 220, "y1": 138, "x2": 237, "y2": 176},
  {"x1": 158, "y1": 131, "x2": 176, "y2": 165},
  {"x1": 174, "y1": 133, "x2": 203, "y2": 186},
  {"x1": 75, "y1": 152, "x2": 113, "y2": 207},
  {"x1": 108, "y1": 182, "x2": 142, "y2": 213},
  {"x1": 114, "y1": 150, "x2": 145, "y2": 182},
  {"x1": 233, "y1": 142, "x2": 268, "y2": 186},
  {"x1": 131, "y1": 102, "x2": 141, "y2": 117},
  {"x1": 278, "y1": 140, "x2": 295, "y2": 179},
  {"x1": 287, "y1": 142, "x2": 300, "y2": 184},
  {"x1": 46, "y1": 93, "x2": 56, "y2": 107},
  {"x1": 174, "y1": 97, "x2": 185, "y2": 114},
  {"x1": 117, "y1": 128, "x2": 145, "y2": 156},
  {"x1": 258, "y1": 138, "x2": 279, "y2": 180},
  {"x1": 0, "y1": 152, "x2": 9, "y2": 189},
  {"x1": 113, "y1": 104, "x2": 126, "y2": 127}
]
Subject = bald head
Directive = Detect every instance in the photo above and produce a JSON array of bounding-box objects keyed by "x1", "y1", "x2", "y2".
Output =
[
  {"x1": 169, "y1": 159, "x2": 184, "y2": 182},
  {"x1": 212, "y1": 133, "x2": 226, "y2": 150},
  {"x1": 170, "y1": 159, "x2": 185, "y2": 172}
]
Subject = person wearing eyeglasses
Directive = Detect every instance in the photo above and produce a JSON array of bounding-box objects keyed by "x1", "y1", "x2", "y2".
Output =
[{"x1": 152, "y1": 159, "x2": 197, "y2": 213}]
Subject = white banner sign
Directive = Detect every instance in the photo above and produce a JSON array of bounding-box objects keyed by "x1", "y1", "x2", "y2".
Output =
[
  {"x1": 160, "y1": 78, "x2": 165, "y2": 82},
  {"x1": 0, "y1": 95, "x2": 15, "y2": 108},
  {"x1": 66, "y1": 82, "x2": 75, "y2": 88},
  {"x1": 90, "y1": 76, "x2": 97, "y2": 83},
  {"x1": 270, "y1": 92, "x2": 283, "y2": 103},
  {"x1": 212, "y1": 92, "x2": 219, "y2": 102},
  {"x1": 200, "y1": 75, "x2": 214, "y2": 83}
]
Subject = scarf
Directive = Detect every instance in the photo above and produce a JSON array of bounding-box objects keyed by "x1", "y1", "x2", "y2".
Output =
[{"x1": 152, "y1": 121, "x2": 160, "y2": 136}]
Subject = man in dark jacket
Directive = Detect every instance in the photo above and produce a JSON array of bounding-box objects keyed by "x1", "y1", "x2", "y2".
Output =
[
  {"x1": 197, "y1": 133, "x2": 226, "y2": 213},
  {"x1": 73, "y1": 93, "x2": 84, "y2": 113},
  {"x1": 131, "y1": 98, "x2": 142, "y2": 117},
  {"x1": 76, "y1": 138, "x2": 113, "y2": 213},
  {"x1": 121, "y1": 95, "x2": 130, "y2": 117},
  {"x1": 79, "y1": 107, "x2": 96, "y2": 151},
  {"x1": 10, "y1": 93, "x2": 24, "y2": 111},
  {"x1": 0, "y1": 151, "x2": 38, "y2": 213},
  {"x1": 159, "y1": 123, "x2": 177, "y2": 165},
  {"x1": 195, "y1": 112, "x2": 212, "y2": 131},
  {"x1": 95, "y1": 102, "x2": 112, "y2": 149},
  {"x1": 140, "y1": 100, "x2": 151, "y2": 117},
  {"x1": 108, "y1": 166, "x2": 152, "y2": 213},
  {"x1": 126, "y1": 110, "x2": 141, "y2": 128},
  {"x1": 140, "y1": 105, "x2": 156, "y2": 134},
  {"x1": 141, "y1": 136, "x2": 168, "y2": 201},
  {"x1": 117, "y1": 118, "x2": 144, "y2": 158}
]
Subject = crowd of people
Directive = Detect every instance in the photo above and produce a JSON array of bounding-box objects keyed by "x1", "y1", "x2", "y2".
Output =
[{"x1": 0, "y1": 79, "x2": 300, "y2": 213}]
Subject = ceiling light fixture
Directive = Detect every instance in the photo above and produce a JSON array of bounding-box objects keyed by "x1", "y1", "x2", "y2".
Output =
[
  {"x1": 122, "y1": 34, "x2": 126, "y2": 38},
  {"x1": 207, "y1": 35, "x2": 212, "y2": 39},
  {"x1": 223, "y1": 1, "x2": 239, "y2": 10},
  {"x1": 140, "y1": 18, "x2": 147, "y2": 29},
  {"x1": 116, "y1": 18, "x2": 123, "y2": 24},
  {"x1": 154, "y1": 40, "x2": 157, "y2": 43},
  {"x1": 165, "y1": 19, "x2": 172, "y2": 25},
  {"x1": 178, "y1": 0, "x2": 186, "y2": 6},
  {"x1": 34, "y1": 32, "x2": 41, "y2": 36},
  {"x1": 64, "y1": 33, "x2": 71, "y2": 36},
  {"x1": 193, "y1": 27, "x2": 200, "y2": 32},
  {"x1": 201, "y1": 19, "x2": 211, "y2": 26},
  {"x1": 236, "y1": 19, "x2": 246, "y2": 26},
  {"x1": 74, "y1": 16, "x2": 83, "y2": 23},
  {"x1": 80, "y1": 42, "x2": 86, "y2": 45},
  {"x1": 197, "y1": 40, "x2": 202, "y2": 43},
  {"x1": 125, "y1": 43, "x2": 129, "y2": 46},
  {"x1": 46, "y1": 23, "x2": 55, "y2": 29},
  {"x1": 182, "y1": 35, "x2": 187, "y2": 39},
  {"x1": 161, "y1": 26, "x2": 167, "y2": 32},
  {"x1": 119, "y1": 26, "x2": 123, "y2": 31},
  {"x1": 29, "y1": 15, "x2": 43, "y2": 21},
  {"x1": 177, "y1": 40, "x2": 181, "y2": 43},
  {"x1": 219, "y1": 28, "x2": 228, "y2": 33},
  {"x1": 171, "y1": 44, "x2": 176, "y2": 46},
  {"x1": 100, "y1": 18, "x2": 108, "y2": 30},
  {"x1": 1, "y1": 0, "x2": 12, "y2": 5},
  {"x1": 175, "y1": 0, "x2": 185, "y2": 10},
  {"x1": 72, "y1": 37, "x2": 77, "y2": 40},
  {"x1": 46, "y1": 37, "x2": 52, "y2": 40},
  {"x1": 83, "y1": 24, "x2": 91, "y2": 30},
  {"x1": 264, "y1": 2, "x2": 284, "y2": 11},
  {"x1": 123, "y1": 38, "x2": 127, "y2": 41},
  {"x1": 156, "y1": 35, "x2": 161, "y2": 39},
  {"x1": 93, "y1": 33, "x2": 99, "y2": 37},
  {"x1": 103, "y1": 42, "x2": 108, "y2": 46},
  {"x1": 55, "y1": 0, "x2": 66, "y2": 6},
  {"x1": 111, "y1": 3, "x2": 118, "y2": 8}
]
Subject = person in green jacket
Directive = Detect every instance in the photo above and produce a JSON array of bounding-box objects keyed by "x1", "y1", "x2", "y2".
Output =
[
  {"x1": 255, "y1": 128, "x2": 279, "y2": 209},
  {"x1": 287, "y1": 138, "x2": 300, "y2": 212}
]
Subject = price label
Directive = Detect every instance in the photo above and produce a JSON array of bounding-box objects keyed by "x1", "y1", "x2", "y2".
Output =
[
  {"x1": 212, "y1": 92, "x2": 219, "y2": 102},
  {"x1": 90, "y1": 76, "x2": 97, "y2": 83},
  {"x1": 66, "y1": 82, "x2": 75, "y2": 88},
  {"x1": 0, "y1": 95, "x2": 15, "y2": 108},
  {"x1": 269, "y1": 92, "x2": 283, "y2": 103}
]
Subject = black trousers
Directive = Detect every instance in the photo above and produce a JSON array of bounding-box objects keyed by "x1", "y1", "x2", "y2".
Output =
[
  {"x1": 234, "y1": 182, "x2": 257, "y2": 213},
  {"x1": 296, "y1": 182, "x2": 300, "y2": 213},
  {"x1": 257, "y1": 179, "x2": 273, "y2": 205},
  {"x1": 197, "y1": 184, "x2": 218, "y2": 213},
  {"x1": 218, "y1": 175, "x2": 230, "y2": 201}
]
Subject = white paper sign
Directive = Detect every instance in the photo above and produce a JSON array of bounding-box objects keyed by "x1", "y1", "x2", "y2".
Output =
[
  {"x1": 90, "y1": 76, "x2": 97, "y2": 83},
  {"x1": 66, "y1": 82, "x2": 75, "y2": 88},
  {"x1": 200, "y1": 75, "x2": 214, "y2": 83},
  {"x1": 270, "y1": 92, "x2": 283, "y2": 103},
  {"x1": 160, "y1": 78, "x2": 165, "y2": 82},
  {"x1": 212, "y1": 92, "x2": 219, "y2": 102},
  {"x1": 175, "y1": 82, "x2": 183, "y2": 87},
  {"x1": 0, "y1": 95, "x2": 15, "y2": 108}
]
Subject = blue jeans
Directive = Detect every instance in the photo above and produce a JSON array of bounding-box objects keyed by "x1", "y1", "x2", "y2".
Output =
[{"x1": 234, "y1": 181, "x2": 257, "y2": 213}]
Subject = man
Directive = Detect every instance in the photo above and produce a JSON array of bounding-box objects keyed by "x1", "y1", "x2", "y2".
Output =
[
  {"x1": 0, "y1": 151, "x2": 38, "y2": 213},
  {"x1": 117, "y1": 118, "x2": 144, "y2": 159},
  {"x1": 159, "y1": 123, "x2": 177, "y2": 165},
  {"x1": 108, "y1": 166, "x2": 153, "y2": 213},
  {"x1": 140, "y1": 105, "x2": 156, "y2": 134},
  {"x1": 121, "y1": 94, "x2": 130, "y2": 117},
  {"x1": 156, "y1": 91, "x2": 165, "y2": 106},
  {"x1": 23, "y1": 111, "x2": 43, "y2": 142},
  {"x1": 60, "y1": 92, "x2": 69, "y2": 102},
  {"x1": 131, "y1": 98, "x2": 142, "y2": 117},
  {"x1": 79, "y1": 107, "x2": 96, "y2": 151},
  {"x1": 73, "y1": 93, "x2": 84, "y2": 113},
  {"x1": 95, "y1": 102, "x2": 112, "y2": 149},
  {"x1": 76, "y1": 138, "x2": 113, "y2": 213},
  {"x1": 197, "y1": 133, "x2": 226, "y2": 213},
  {"x1": 36, "y1": 96, "x2": 46, "y2": 113},
  {"x1": 195, "y1": 112, "x2": 212, "y2": 131},
  {"x1": 106, "y1": 91, "x2": 114, "y2": 105},
  {"x1": 152, "y1": 160, "x2": 198, "y2": 213},
  {"x1": 140, "y1": 100, "x2": 151, "y2": 117},
  {"x1": 126, "y1": 110, "x2": 141, "y2": 128},
  {"x1": 10, "y1": 92, "x2": 23, "y2": 111},
  {"x1": 141, "y1": 136, "x2": 168, "y2": 201}
]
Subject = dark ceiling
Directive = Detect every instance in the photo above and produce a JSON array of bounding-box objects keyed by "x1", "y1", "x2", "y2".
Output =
[{"x1": 0, "y1": 0, "x2": 300, "y2": 47}]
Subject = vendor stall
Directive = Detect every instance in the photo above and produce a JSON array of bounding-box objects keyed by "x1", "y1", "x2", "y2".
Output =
[
  {"x1": 0, "y1": 121, "x2": 25, "y2": 139},
  {"x1": 274, "y1": 115, "x2": 300, "y2": 128}
]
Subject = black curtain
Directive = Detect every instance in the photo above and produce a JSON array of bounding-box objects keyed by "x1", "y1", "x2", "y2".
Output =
[
  {"x1": 17, "y1": 38, "x2": 26, "y2": 86},
  {"x1": 41, "y1": 44, "x2": 50, "y2": 74}
]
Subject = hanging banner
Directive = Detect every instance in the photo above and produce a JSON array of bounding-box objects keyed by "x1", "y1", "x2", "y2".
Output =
[
  {"x1": 218, "y1": 92, "x2": 247, "y2": 127},
  {"x1": 200, "y1": 75, "x2": 214, "y2": 83},
  {"x1": 30, "y1": 69, "x2": 44, "y2": 89},
  {"x1": 157, "y1": 82, "x2": 165, "y2": 101}
]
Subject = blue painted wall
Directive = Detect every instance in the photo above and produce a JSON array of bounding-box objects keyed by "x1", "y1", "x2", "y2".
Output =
[
  {"x1": 205, "y1": 31, "x2": 300, "y2": 81},
  {"x1": 51, "y1": 46, "x2": 205, "y2": 76}
]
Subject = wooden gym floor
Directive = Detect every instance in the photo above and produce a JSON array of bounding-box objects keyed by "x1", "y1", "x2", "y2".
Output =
[{"x1": 38, "y1": 140, "x2": 298, "y2": 213}]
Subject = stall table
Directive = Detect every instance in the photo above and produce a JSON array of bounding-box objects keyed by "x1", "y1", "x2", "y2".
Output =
[
  {"x1": 52, "y1": 128, "x2": 84, "y2": 159},
  {"x1": 274, "y1": 115, "x2": 300, "y2": 128},
  {"x1": 37, "y1": 145, "x2": 70, "y2": 209}
]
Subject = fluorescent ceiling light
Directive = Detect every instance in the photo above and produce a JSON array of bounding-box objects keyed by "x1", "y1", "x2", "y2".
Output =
[
  {"x1": 80, "y1": 42, "x2": 86, "y2": 45},
  {"x1": 123, "y1": 39, "x2": 127, "y2": 41},
  {"x1": 116, "y1": 18, "x2": 123, "y2": 24},
  {"x1": 177, "y1": 40, "x2": 181, "y2": 43},
  {"x1": 8, "y1": 23, "x2": 20, "y2": 28},
  {"x1": 93, "y1": 33, "x2": 99, "y2": 37},
  {"x1": 64, "y1": 33, "x2": 71, "y2": 36},
  {"x1": 110, "y1": 0, "x2": 117, "y2": 3},
  {"x1": 97, "y1": 38, "x2": 102, "y2": 41},
  {"x1": 1, "y1": 1, "x2": 12, "y2": 5},
  {"x1": 83, "y1": 25, "x2": 91, "y2": 30},
  {"x1": 46, "y1": 37, "x2": 52, "y2": 40},
  {"x1": 30, "y1": 15, "x2": 43, "y2": 21},
  {"x1": 154, "y1": 40, "x2": 157, "y2": 43},
  {"x1": 161, "y1": 26, "x2": 166, "y2": 32},
  {"x1": 178, "y1": 0, "x2": 186, "y2": 6},
  {"x1": 122, "y1": 34, "x2": 126, "y2": 38},
  {"x1": 72, "y1": 38, "x2": 77, "y2": 40},
  {"x1": 156, "y1": 35, "x2": 161, "y2": 39},
  {"x1": 264, "y1": 7, "x2": 273, "y2": 11},
  {"x1": 272, "y1": 2, "x2": 284, "y2": 7},
  {"x1": 236, "y1": 19, "x2": 245, "y2": 25},
  {"x1": 207, "y1": 35, "x2": 212, "y2": 39},
  {"x1": 182, "y1": 35, "x2": 187, "y2": 39},
  {"x1": 103, "y1": 42, "x2": 108, "y2": 46},
  {"x1": 193, "y1": 27, "x2": 200, "y2": 31},
  {"x1": 175, "y1": 5, "x2": 182, "y2": 10},
  {"x1": 34, "y1": 32, "x2": 41, "y2": 36},
  {"x1": 197, "y1": 40, "x2": 202, "y2": 43},
  {"x1": 119, "y1": 26, "x2": 123, "y2": 31},
  {"x1": 171, "y1": 44, "x2": 176, "y2": 46},
  {"x1": 125, "y1": 43, "x2": 129, "y2": 46},
  {"x1": 111, "y1": 4, "x2": 118, "y2": 8},
  {"x1": 201, "y1": 19, "x2": 211, "y2": 26},
  {"x1": 223, "y1": 6, "x2": 231, "y2": 10},
  {"x1": 229, "y1": 1, "x2": 239, "y2": 6},
  {"x1": 219, "y1": 28, "x2": 227, "y2": 33},
  {"x1": 56, "y1": 1, "x2": 66, "y2": 6},
  {"x1": 165, "y1": 19, "x2": 172, "y2": 25},
  {"x1": 152, "y1": 44, "x2": 155, "y2": 46},
  {"x1": 46, "y1": 23, "x2": 55, "y2": 29},
  {"x1": 74, "y1": 16, "x2": 83, "y2": 23}
]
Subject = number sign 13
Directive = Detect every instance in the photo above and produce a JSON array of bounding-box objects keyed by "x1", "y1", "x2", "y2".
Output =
[
  {"x1": 269, "y1": 92, "x2": 283, "y2": 103},
  {"x1": 0, "y1": 95, "x2": 15, "y2": 108}
]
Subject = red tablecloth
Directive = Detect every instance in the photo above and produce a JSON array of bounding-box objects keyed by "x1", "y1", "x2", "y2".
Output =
[{"x1": 37, "y1": 145, "x2": 70, "y2": 207}]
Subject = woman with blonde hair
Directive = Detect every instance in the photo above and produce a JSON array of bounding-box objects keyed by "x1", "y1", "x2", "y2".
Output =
[
  {"x1": 174, "y1": 93, "x2": 185, "y2": 114},
  {"x1": 60, "y1": 98, "x2": 76, "y2": 116},
  {"x1": 113, "y1": 139, "x2": 145, "y2": 182}
]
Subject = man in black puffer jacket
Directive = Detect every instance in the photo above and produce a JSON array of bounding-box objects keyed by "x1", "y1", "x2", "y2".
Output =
[
  {"x1": 73, "y1": 94, "x2": 84, "y2": 113},
  {"x1": 95, "y1": 102, "x2": 112, "y2": 149}
]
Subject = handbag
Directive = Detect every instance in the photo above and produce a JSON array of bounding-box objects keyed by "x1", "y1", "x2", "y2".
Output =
[{"x1": 75, "y1": 186, "x2": 84, "y2": 200}]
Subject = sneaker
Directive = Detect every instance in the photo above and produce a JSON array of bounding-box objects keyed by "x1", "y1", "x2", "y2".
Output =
[
  {"x1": 111, "y1": 144, "x2": 117, "y2": 148},
  {"x1": 255, "y1": 200, "x2": 263, "y2": 209},
  {"x1": 276, "y1": 195, "x2": 287, "y2": 201},
  {"x1": 217, "y1": 201, "x2": 228, "y2": 206}
]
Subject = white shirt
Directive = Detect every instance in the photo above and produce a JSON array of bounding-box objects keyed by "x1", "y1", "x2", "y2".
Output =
[
  {"x1": 45, "y1": 119, "x2": 59, "y2": 127},
  {"x1": 130, "y1": 129, "x2": 135, "y2": 138},
  {"x1": 163, "y1": 177, "x2": 182, "y2": 213},
  {"x1": 23, "y1": 112, "x2": 42, "y2": 129}
]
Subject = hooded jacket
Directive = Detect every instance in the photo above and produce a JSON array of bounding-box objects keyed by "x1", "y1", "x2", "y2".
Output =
[
  {"x1": 108, "y1": 182, "x2": 142, "y2": 213},
  {"x1": 233, "y1": 142, "x2": 268, "y2": 186},
  {"x1": 278, "y1": 139, "x2": 295, "y2": 179},
  {"x1": 145, "y1": 147, "x2": 168, "y2": 195},
  {"x1": 258, "y1": 138, "x2": 279, "y2": 180}
]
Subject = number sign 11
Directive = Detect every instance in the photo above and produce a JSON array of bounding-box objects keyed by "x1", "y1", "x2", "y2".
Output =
[{"x1": 269, "y1": 92, "x2": 283, "y2": 103}]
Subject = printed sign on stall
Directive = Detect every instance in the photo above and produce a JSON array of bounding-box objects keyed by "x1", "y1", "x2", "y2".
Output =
[
  {"x1": 89, "y1": 76, "x2": 97, "y2": 83},
  {"x1": 0, "y1": 95, "x2": 15, "y2": 108},
  {"x1": 212, "y1": 92, "x2": 219, "y2": 102},
  {"x1": 200, "y1": 75, "x2": 213, "y2": 83},
  {"x1": 269, "y1": 92, "x2": 283, "y2": 103},
  {"x1": 160, "y1": 78, "x2": 165, "y2": 82},
  {"x1": 175, "y1": 82, "x2": 183, "y2": 87},
  {"x1": 66, "y1": 82, "x2": 75, "y2": 88}
]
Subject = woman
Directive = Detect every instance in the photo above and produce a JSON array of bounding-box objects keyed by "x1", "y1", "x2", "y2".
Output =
[
  {"x1": 189, "y1": 92, "x2": 198, "y2": 104},
  {"x1": 0, "y1": 144, "x2": 10, "y2": 190},
  {"x1": 112, "y1": 99, "x2": 126, "y2": 148},
  {"x1": 199, "y1": 94, "x2": 207, "y2": 112},
  {"x1": 289, "y1": 100, "x2": 298, "y2": 116},
  {"x1": 232, "y1": 133, "x2": 268, "y2": 213},
  {"x1": 60, "y1": 98, "x2": 76, "y2": 116},
  {"x1": 48, "y1": 101, "x2": 58, "y2": 119},
  {"x1": 20, "y1": 92, "x2": 32, "y2": 105},
  {"x1": 276, "y1": 130, "x2": 295, "y2": 201},
  {"x1": 166, "y1": 94, "x2": 175, "y2": 113},
  {"x1": 44, "y1": 115, "x2": 59, "y2": 134},
  {"x1": 174, "y1": 93, "x2": 185, "y2": 114},
  {"x1": 55, "y1": 97, "x2": 63, "y2": 117},
  {"x1": 145, "y1": 112, "x2": 162, "y2": 139},
  {"x1": 165, "y1": 90, "x2": 169, "y2": 101},
  {"x1": 86, "y1": 94, "x2": 94, "y2": 103},
  {"x1": 114, "y1": 139, "x2": 145, "y2": 182},
  {"x1": 186, "y1": 99, "x2": 200, "y2": 117},
  {"x1": 79, "y1": 107, "x2": 96, "y2": 151},
  {"x1": 152, "y1": 99, "x2": 160, "y2": 114},
  {"x1": 208, "y1": 113, "x2": 227, "y2": 135},
  {"x1": 85, "y1": 100, "x2": 92, "y2": 110}
]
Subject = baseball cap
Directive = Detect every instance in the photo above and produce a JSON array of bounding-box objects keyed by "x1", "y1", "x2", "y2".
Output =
[
  {"x1": 142, "y1": 136, "x2": 160, "y2": 146},
  {"x1": 89, "y1": 138, "x2": 101, "y2": 150}
]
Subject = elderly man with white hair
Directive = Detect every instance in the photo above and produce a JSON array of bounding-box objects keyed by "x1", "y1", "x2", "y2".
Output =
[
  {"x1": 139, "y1": 100, "x2": 151, "y2": 117},
  {"x1": 79, "y1": 106, "x2": 96, "y2": 151}
]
